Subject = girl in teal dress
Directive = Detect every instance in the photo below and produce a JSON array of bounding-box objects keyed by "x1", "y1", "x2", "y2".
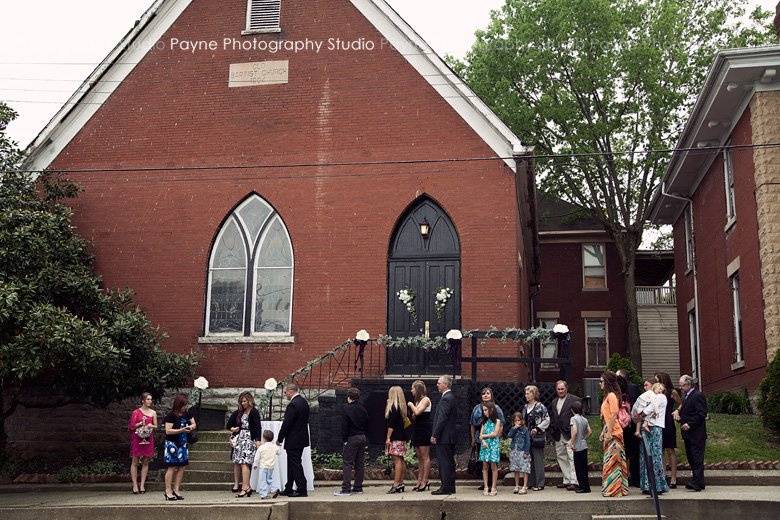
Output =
[{"x1": 479, "y1": 401, "x2": 502, "y2": 496}]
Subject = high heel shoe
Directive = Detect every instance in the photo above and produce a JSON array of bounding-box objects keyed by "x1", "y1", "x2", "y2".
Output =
[
  {"x1": 387, "y1": 484, "x2": 405, "y2": 494},
  {"x1": 411, "y1": 484, "x2": 420, "y2": 491},
  {"x1": 173, "y1": 492, "x2": 183, "y2": 500},
  {"x1": 415, "y1": 483, "x2": 430, "y2": 492},
  {"x1": 163, "y1": 493, "x2": 177, "y2": 501}
]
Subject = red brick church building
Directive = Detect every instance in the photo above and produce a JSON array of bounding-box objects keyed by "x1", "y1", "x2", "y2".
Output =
[{"x1": 23, "y1": 0, "x2": 537, "y2": 387}]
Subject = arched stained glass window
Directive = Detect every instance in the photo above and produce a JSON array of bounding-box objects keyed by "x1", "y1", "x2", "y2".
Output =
[{"x1": 206, "y1": 195, "x2": 293, "y2": 336}]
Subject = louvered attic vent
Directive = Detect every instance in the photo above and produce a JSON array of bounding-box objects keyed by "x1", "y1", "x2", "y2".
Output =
[{"x1": 244, "y1": 0, "x2": 282, "y2": 34}]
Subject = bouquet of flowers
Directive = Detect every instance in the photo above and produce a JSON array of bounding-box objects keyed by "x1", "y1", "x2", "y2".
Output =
[
  {"x1": 434, "y1": 287, "x2": 453, "y2": 319},
  {"x1": 397, "y1": 288, "x2": 417, "y2": 323},
  {"x1": 135, "y1": 424, "x2": 154, "y2": 445}
]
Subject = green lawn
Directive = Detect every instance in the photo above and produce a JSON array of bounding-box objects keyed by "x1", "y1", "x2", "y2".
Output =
[{"x1": 580, "y1": 413, "x2": 780, "y2": 464}]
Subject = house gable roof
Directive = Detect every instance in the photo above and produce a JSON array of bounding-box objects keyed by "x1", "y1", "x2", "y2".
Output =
[
  {"x1": 536, "y1": 192, "x2": 605, "y2": 233},
  {"x1": 23, "y1": 0, "x2": 524, "y2": 172},
  {"x1": 649, "y1": 45, "x2": 780, "y2": 224}
]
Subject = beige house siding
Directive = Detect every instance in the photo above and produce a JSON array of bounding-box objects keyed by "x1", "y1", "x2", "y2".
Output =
[
  {"x1": 639, "y1": 306, "x2": 680, "y2": 381},
  {"x1": 751, "y1": 90, "x2": 780, "y2": 364}
]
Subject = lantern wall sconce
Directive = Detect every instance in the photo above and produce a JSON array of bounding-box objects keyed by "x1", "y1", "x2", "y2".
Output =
[{"x1": 420, "y1": 219, "x2": 430, "y2": 239}]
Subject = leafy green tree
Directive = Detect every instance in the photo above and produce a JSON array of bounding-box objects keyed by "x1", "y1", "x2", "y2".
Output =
[
  {"x1": 0, "y1": 103, "x2": 197, "y2": 454},
  {"x1": 450, "y1": 0, "x2": 775, "y2": 367}
]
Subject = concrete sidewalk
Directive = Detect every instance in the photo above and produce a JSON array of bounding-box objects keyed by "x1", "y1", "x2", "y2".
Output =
[{"x1": 0, "y1": 486, "x2": 778, "y2": 520}]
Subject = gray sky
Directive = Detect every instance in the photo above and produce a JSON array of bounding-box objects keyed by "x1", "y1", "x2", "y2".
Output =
[{"x1": 0, "y1": 0, "x2": 775, "y2": 147}]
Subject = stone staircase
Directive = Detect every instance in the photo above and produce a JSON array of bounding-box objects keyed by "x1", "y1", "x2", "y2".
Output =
[{"x1": 187, "y1": 430, "x2": 234, "y2": 483}]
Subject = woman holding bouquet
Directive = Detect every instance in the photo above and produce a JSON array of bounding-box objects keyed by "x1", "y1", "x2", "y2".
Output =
[{"x1": 128, "y1": 392, "x2": 157, "y2": 494}]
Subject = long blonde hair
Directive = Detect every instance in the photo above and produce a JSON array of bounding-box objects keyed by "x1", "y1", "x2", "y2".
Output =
[{"x1": 385, "y1": 386, "x2": 408, "y2": 419}]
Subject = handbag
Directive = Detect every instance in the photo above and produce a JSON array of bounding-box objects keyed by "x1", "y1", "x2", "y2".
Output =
[
  {"x1": 187, "y1": 429, "x2": 199, "y2": 445},
  {"x1": 403, "y1": 415, "x2": 412, "y2": 429},
  {"x1": 618, "y1": 401, "x2": 632, "y2": 429},
  {"x1": 530, "y1": 431, "x2": 545, "y2": 449},
  {"x1": 230, "y1": 434, "x2": 239, "y2": 449},
  {"x1": 467, "y1": 444, "x2": 481, "y2": 477}
]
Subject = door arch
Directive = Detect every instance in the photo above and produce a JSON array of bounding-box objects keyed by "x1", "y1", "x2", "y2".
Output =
[{"x1": 387, "y1": 197, "x2": 461, "y2": 374}]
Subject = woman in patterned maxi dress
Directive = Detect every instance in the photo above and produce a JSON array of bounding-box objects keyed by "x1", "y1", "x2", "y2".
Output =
[{"x1": 600, "y1": 371, "x2": 629, "y2": 497}]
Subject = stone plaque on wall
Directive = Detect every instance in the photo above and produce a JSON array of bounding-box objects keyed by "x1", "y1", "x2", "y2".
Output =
[{"x1": 228, "y1": 60, "x2": 289, "y2": 87}]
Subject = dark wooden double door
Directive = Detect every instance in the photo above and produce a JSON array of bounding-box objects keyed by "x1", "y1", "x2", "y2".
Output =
[{"x1": 386, "y1": 198, "x2": 460, "y2": 375}]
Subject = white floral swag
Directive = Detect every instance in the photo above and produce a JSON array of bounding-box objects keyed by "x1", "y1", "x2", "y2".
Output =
[
  {"x1": 434, "y1": 287, "x2": 454, "y2": 319},
  {"x1": 397, "y1": 288, "x2": 417, "y2": 323}
]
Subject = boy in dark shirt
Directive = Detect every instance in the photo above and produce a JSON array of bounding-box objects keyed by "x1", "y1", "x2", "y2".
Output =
[{"x1": 335, "y1": 387, "x2": 369, "y2": 496}]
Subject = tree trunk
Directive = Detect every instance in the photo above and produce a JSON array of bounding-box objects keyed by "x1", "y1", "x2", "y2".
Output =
[
  {"x1": 609, "y1": 229, "x2": 643, "y2": 372},
  {"x1": 622, "y1": 256, "x2": 643, "y2": 371}
]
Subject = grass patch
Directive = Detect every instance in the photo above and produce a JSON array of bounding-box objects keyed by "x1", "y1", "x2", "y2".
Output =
[{"x1": 580, "y1": 413, "x2": 780, "y2": 464}]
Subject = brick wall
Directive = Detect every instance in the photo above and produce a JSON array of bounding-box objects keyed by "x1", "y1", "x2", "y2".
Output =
[
  {"x1": 672, "y1": 108, "x2": 768, "y2": 394},
  {"x1": 535, "y1": 239, "x2": 628, "y2": 382},
  {"x1": 46, "y1": 0, "x2": 529, "y2": 388}
]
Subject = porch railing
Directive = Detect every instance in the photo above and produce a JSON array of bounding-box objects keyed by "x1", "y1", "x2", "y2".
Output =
[
  {"x1": 267, "y1": 329, "x2": 570, "y2": 418},
  {"x1": 636, "y1": 285, "x2": 676, "y2": 306}
]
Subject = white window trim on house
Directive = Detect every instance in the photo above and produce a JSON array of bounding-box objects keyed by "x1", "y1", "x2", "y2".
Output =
[
  {"x1": 684, "y1": 205, "x2": 695, "y2": 274},
  {"x1": 687, "y1": 307, "x2": 700, "y2": 381},
  {"x1": 582, "y1": 243, "x2": 607, "y2": 291},
  {"x1": 584, "y1": 318, "x2": 609, "y2": 369},
  {"x1": 723, "y1": 142, "x2": 737, "y2": 231},
  {"x1": 729, "y1": 270, "x2": 744, "y2": 369},
  {"x1": 243, "y1": 0, "x2": 282, "y2": 35},
  {"x1": 538, "y1": 316, "x2": 559, "y2": 370},
  {"x1": 202, "y1": 194, "x2": 294, "y2": 341}
]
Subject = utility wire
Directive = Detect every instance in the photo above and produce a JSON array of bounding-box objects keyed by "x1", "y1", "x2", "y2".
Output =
[{"x1": 9, "y1": 142, "x2": 780, "y2": 174}]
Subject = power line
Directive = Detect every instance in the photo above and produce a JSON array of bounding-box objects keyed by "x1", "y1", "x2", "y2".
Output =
[
  {"x1": 10, "y1": 142, "x2": 780, "y2": 175},
  {"x1": 0, "y1": 49, "x2": 454, "y2": 67}
]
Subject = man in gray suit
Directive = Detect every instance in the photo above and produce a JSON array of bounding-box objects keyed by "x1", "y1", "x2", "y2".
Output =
[{"x1": 431, "y1": 374, "x2": 457, "y2": 495}]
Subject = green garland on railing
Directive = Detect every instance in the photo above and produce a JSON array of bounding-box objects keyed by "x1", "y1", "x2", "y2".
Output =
[
  {"x1": 378, "y1": 335, "x2": 448, "y2": 351},
  {"x1": 462, "y1": 326, "x2": 551, "y2": 342},
  {"x1": 379, "y1": 327, "x2": 551, "y2": 351}
]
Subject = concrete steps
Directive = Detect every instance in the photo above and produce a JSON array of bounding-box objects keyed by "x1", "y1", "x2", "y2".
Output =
[
  {"x1": 189, "y1": 430, "x2": 233, "y2": 482},
  {"x1": 190, "y1": 450, "x2": 228, "y2": 462}
]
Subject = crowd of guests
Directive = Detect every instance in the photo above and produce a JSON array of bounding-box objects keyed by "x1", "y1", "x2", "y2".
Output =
[{"x1": 126, "y1": 372, "x2": 708, "y2": 500}]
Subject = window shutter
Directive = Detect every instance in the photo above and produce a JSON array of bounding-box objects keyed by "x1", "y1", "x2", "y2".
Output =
[{"x1": 247, "y1": 0, "x2": 282, "y2": 32}]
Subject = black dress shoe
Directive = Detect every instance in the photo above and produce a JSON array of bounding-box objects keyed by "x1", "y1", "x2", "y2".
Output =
[
  {"x1": 575, "y1": 489, "x2": 591, "y2": 493},
  {"x1": 431, "y1": 488, "x2": 452, "y2": 495},
  {"x1": 289, "y1": 492, "x2": 308, "y2": 498},
  {"x1": 685, "y1": 483, "x2": 697, "y2": 490},
  {"x1": 556, "y1": 483, "x2": 568, "y2": 488}
]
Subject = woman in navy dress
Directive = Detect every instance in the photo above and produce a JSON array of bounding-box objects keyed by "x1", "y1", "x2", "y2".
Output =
[{"x1": 163, "y1": 393, "x2": 196, "y2": 501}]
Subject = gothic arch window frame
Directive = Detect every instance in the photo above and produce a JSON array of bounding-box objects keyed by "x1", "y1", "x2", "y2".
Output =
[{"x1": 204, "y1": 194, "x2": 294, "y2": 339}]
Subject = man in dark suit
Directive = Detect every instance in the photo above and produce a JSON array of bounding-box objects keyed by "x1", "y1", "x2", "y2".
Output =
[
  {"x1": 431, "y1": 374, "x2": 457, "y2": 495},
  {"x1": 675, "y1": 374, "x2": 707, "y2": 491},
  {"x1": 549, "y1": 380, "x2": 581, "y2": 490},
  {"x1": 277, "y1": 383, "x2": 310, "y2": 497}
]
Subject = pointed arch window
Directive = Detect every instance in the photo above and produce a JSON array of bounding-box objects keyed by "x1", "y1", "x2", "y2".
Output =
[{"x1": 206, "y1": 195, "x2": 293, "y2": 338}]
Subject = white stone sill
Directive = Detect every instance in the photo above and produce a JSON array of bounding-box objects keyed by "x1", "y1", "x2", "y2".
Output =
[
  {"x1": 730, "y1": 360, "x2": 745, "y2": 371},
  {"x1": 241, "y1": 28, "x2": 282, "y2": 35},
  {"x1": 198, "y1": 335, "x2": 295, "y2": 344}
]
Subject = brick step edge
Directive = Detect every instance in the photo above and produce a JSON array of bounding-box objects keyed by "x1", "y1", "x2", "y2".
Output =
[{"x1": 8, "y1": 460, "x2": 780, "y2": 485}]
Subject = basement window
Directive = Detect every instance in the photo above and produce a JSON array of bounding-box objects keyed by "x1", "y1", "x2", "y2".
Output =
[{"x1": 244, "y1": 0, "x2": 282, "y2": 34}]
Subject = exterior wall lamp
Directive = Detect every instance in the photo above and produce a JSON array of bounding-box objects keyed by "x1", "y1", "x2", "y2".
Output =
[{"x1": 420, "y1": 219, "x2": 430, "y2": 239}]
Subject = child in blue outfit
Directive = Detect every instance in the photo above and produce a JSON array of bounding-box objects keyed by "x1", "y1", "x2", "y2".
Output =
[
  {"x1": 507, "y1": 411, "x2": 531, "y2": 494},
  {"x1": 478, "y1": 401, "x2": 502, "y2": 496}
]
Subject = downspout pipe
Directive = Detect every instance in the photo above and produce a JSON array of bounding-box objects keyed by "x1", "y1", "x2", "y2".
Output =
[{"x1": 660, "y1": 183, "x2": 703, "y2": 388}]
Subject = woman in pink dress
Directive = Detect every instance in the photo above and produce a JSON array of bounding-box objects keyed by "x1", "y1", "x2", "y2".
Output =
[{"x1": 129, "y1": 392, "x2": 158, "y2": 494}]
